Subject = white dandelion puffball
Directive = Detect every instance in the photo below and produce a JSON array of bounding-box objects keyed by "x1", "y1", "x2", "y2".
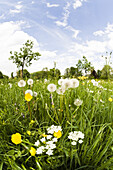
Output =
[
  {"x1": 27, "y1": 79, "x2": 33, "y2": 85},
  {"x1": 62, "y1": 79, "x2": 72, "y2": 90},
  {"x1": 47, "y1": 83, "x2": 56, "y2": 92},
  {"x1": 25, "y1": 89, "x2": 33, "y2": 96},
  {"x1": 56, "y1": 87, "x2": 65, "y2": 95},
  {"x1": 18, "y1": 80, "x2": 26, "y2": 87},
  {"x1": 58, "y1": 78, "x2": 65, "y2": 86},
  {"x1": 74, "y1": 99, "x2": 83, "y2": 106},
  {"x1": 70, "y1": 79, "x2": 79, "y2": 88}
]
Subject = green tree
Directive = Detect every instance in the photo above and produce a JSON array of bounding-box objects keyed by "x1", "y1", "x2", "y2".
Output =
[
  {"x1": 76, "y1": 56, "x2": 92, "y2": 75},
  {"x1": 9, "y1": 40, "x2": 41, "y2": 78},
  {"x1": 101, "y1": 65, "x2": 113, "y2": 79}
]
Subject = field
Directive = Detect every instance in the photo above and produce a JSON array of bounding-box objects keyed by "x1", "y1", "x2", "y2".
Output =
[{"x1": 0, "y1": 77, "x2": 113, "y2": 170}]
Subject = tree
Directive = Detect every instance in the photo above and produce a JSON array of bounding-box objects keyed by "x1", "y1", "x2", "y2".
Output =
[
  {"x1": 9, "y1": 40, "x2": 41, "y2": 78},
  {"x1": 101, "y1": 65, "x2": 113, "y2": 79},
  {"x1": 17, "y1": 69, "x2": 30, "y2": 78},
  {"x1": 76, "y1": 56, "x2": 92, "y2": 75}
]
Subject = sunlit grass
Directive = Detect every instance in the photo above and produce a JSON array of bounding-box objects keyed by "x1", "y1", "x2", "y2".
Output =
[{"x1": 0, "y1": 78, "x2": 113, "y2": 169}]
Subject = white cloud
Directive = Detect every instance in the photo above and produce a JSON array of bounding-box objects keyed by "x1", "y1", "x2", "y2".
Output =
[
  {"x1": 55, "y1": 2, "x2": 70, "y2": 27},
  {"x1": 73, "y1": 0, "x2": 82, "y2": 9},
  {"x1": 0, "y1": 21, "x2": 58, "y2": 76},
  {"x1": 46, "y1": 3, "x2": 59, "y2": 8},
  {"x1": 93, "y1": 30, "x2": 105, "y2": 36},
  {"x1": 73, "y1": 0, "x2": 87, "y2": 10},
  {"x1": 9, "y1": 2, "x2": 23, "y2": 14},
  {"x1": 65, "y1": 26, "x2": 80, "y2": 39},
  {"x1": 94, "y1": 23, "x2": 113, "y2": 36}
]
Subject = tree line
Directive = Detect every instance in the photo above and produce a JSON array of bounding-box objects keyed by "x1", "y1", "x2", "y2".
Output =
[{"x1": 0, "y1": 40, "x2": 113, "y2": 80}]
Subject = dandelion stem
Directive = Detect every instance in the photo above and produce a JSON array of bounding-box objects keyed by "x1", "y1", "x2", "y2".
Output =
[{"x1": 27, "y1": 102, "x2": 32, "y2": 120}]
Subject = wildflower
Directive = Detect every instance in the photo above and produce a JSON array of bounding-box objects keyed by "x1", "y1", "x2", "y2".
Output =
[
  {"x1": 11, "y1": 133, "x2": 22, "y2": 145},
  {"x1": 78, "y1": 139, "x2": 83, "y2": 144},
  {"x1": 36, "y1": 146, "x2": 45, "y2": 154},
  {"x1": 56, "y1": 87, "x2": 65, "y2": 95},
  {"x1": 40, "y1": 137, "x2": 46, "y2": 143},
  {"x1": 34, "y1": 140, "x2": 40, "y2": 147},
  {"x1": 108, "y1": 97, "x2": 112, "y2": 102},
  {"x1": 47, "y1": 135, "x2": 52, "y2": 140},
  {"x1": 27, "y1": 79, "x2": 33, "y2": 86},
  {"x1": 71, "y1": 141, "x2": 77, "y2": 145},
  {"x1": 25, "y1": 89, "x2": 33, "y2": 102},
  {"x1": 42, "y1": 133, "x2": 48, "y2": 137},
  {"x1": 52, "y1": 138, "x2": 58, "y2": 142},
  {"x1": 30, "y1": 147, "x2": 36, "y2": 156},
  {"x1": 68, "y1": 131, "x2": 84, "y2": 142},
  {"x1": 27, "y1": 130, "x2": 31, "y2": 136},
  {"x1": 25, "y1": 93, "x2": 32, "y2": 102},
  {"x1": 54, "y1": 130, "x2": 62, "y2": 139},
  {"x1": 62, "y1": 79, "x2": 72, "y2": 90},
  {"x1": 25, "y1": 89, "x2": 33, "y2": 96},
  {"x1": 58, "y1": 78, "x2": 65, "y2": 86},
  {"x1": 70, "y1": 78, "x2": 79, "y2": 88},
  {"x1": 47, "y1": 84, "x2": 56, "y2": 92},
  {"x1": 74, "y1": 99, "x2": 83, "y2": 106},
  {"x1": 46, "y1": 149, "x2": 53, "y2": 155},
  {"x1": 18, "y1": 80, "x2": 26, "y2": 87},
  {"x1": 47, "y1": 125, "x2": 62, "y2": 134}
]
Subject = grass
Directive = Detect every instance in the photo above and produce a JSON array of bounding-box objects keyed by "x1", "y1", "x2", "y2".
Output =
[{"x1": 0, "y1": 78, "x2": 113, "y2": 169}]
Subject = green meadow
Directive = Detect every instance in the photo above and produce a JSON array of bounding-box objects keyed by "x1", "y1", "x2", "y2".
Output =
[{"x1": 0, "y1": 77, "x2": 113, "y2": 170}]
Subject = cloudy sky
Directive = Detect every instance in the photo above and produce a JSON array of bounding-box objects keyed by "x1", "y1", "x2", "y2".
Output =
[{"x1": 0, "y1": 0, "x2": 113, "y2": 76}]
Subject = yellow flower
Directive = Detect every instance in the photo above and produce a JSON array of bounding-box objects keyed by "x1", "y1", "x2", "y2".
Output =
[
  {"x1": 30, "y1": 147, "x2": 36, "y2": 156},
  {"x1": 11, "y1": 133, "x2": 22, "y2": 145},
  {"x1": 25, "y1": 93, "x2": 32, "y2": 102},
  {"x1": 54, "y1": 130, "x2": 62, "y2": 139},
  {"x1": 27, "y1": 130, "x2": 31, "y2": 136},
  {"x1": 42, "y1": 133, "x2": 48, "y2": 137},
  {"x1": 108, "y1": 97, "x2": 112, "y2": 102},
  {"x1": 30, "y1": 120, "x2": 35, "y2": 124}
]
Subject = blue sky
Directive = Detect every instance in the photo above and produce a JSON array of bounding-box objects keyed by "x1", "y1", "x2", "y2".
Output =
[{"x1": 0, "y1": 0, "x2": 113, "y2": 76}]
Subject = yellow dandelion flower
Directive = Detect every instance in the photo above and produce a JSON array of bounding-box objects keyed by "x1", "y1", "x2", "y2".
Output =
[
  {"x1": 29, "y1": 147, "x2": 36, "y2": 156},
  {"x1": 11, "y1": 133, "x2": 22, "y2": 145},
  {"x1": 108, "y1": 97, "x2": 112, "y2": 102},
  {"x1": 54, "y1": 130, "x2": 62, "y2": 139},
  {"x1": 25, "y1": 93, "x2": 33, "y2": 102}
]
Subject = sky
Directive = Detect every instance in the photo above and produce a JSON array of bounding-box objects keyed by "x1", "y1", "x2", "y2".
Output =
[{"x1": 0, "y1": 0, "x2": 113, "y2": 77}]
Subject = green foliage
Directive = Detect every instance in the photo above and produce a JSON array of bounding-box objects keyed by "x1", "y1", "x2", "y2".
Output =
[
  {"x1": 101, "y1": 65, "x2": 113, "y2": 79},
  {"x1": 31, "y1": 68, "x2": 61, "y2": 80},
  {"x1": 9, "y1": 40, "x2": 41, "y2": 78},
  {"x1": 76, "y1": 56, "x2": 93, "y2": 75}
]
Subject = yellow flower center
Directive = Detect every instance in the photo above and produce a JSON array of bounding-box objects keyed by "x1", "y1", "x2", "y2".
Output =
[
  {"x1": 11, "y1": 133, "x2": 22, "y2": 145},
  {"x1": 25, "y1": 93, "x2": 32, "y2": 102},
  {"x1": 54, "y1": 130, "x2": 62, "y2": 139}
]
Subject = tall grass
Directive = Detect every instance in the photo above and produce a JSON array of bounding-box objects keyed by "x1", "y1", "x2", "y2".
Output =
[{"x1": 0, "y1": 78, "x2": 113, "y2": 169}]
